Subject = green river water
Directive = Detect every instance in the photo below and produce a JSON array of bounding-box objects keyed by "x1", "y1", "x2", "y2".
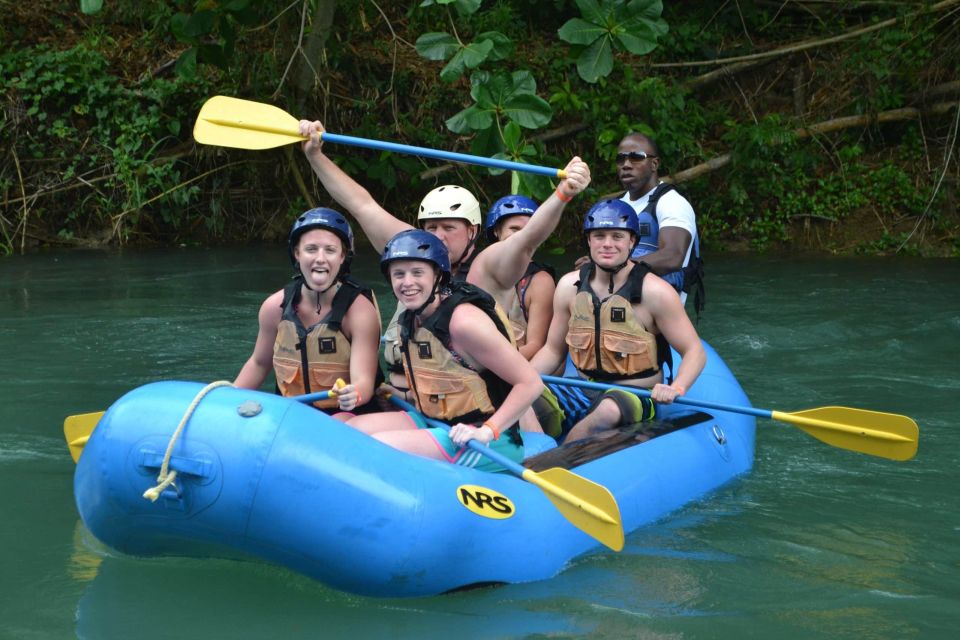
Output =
[{"x1": 1, "y1": 247, "x2": 957, "y2": 639}]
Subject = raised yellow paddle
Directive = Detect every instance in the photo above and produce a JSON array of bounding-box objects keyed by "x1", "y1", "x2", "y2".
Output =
[
  {"x1": 193, "y1": 95, "x2": 569, "y2": 179},
  {"x1": 542, "y1": 375, "x2": 919, "y2": 461}
]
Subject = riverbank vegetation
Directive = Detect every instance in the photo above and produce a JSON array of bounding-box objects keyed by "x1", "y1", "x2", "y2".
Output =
[{"x1": 2, "y1": 0, "x2": 958, "y2": 256}]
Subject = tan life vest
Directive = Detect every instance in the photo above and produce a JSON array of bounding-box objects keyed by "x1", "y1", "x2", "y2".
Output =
[
  {"x1": 566, "y1": 263, "x2": 660, "y2": 381},
  {"x1": 273, "y1": 277, "x2": 377, "y2": 409},
  {"x1": 400, "y1": 283, "x2": 514, "y2": 426}
]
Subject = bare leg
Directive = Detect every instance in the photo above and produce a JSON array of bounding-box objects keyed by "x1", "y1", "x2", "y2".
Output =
[
  {"x1": 347, "y1": 411, "x2": 418, "y2": 435},
  {"x1": 519, "y1": 406, "x2": 544, "y2": 433},
  {"x1": 564, "y1": 398, "x2": 622, "y2": 443},
  {"x1": 374, "y1": 429, "x2": 450, "y2": 461}
]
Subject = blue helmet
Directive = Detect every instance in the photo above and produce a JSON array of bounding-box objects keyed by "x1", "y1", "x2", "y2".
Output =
[
  {"x1": 380, "y1": 229, "x2": 451, "y2": 284},
  {"x1": 288, "y1": 208, "x2": 355, "y2": 266},
  {"x1": 484, "y1": 195, "x2": 539, "y2": 242},
  {"x1": 582, "y1": 199, "x2": 640, "y2": 238}
]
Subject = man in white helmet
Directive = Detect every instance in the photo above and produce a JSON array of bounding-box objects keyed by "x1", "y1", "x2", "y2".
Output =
[{"x1": 299, "y1": 119, "x2": 590, "y2": 433}]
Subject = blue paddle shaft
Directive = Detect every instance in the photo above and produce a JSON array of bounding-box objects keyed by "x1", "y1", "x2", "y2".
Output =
[
  {"x1": 321, "y1": 132, "x2": 564, "y2": 179},
  {"x1": 540, "y1": 375, "x2": 773, "y2": 420},
  {"x1": 387, "y1": 395, "x2": 528, "y2": 476}
]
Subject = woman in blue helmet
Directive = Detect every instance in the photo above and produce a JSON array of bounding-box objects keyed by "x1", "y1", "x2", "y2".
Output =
[
  {"x1": 531, "y1": 199, "x2": 706, "y2": 442},
  {"x1": 344, "y1": 230, "x2": 543, "y2": 472},
  {"x1": 484, "y1": 195, "x2": 557, "y2": 360},
  {"x1": 233, "y1": 208, "x2": 382, "y2": 418}
]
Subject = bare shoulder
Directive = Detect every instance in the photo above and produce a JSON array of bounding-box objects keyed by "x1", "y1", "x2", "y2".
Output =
[
  {"x1": 260, "y1": 289, "x2": 286, "y2": 314},
  {"x1": 554, "y1": 269, "x2": 580, "y2": 295},
  {"x1": 448, "y1": 301, "x2": 492, "y2": 331}
]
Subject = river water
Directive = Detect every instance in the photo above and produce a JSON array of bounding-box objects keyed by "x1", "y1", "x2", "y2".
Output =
[{"x1": 1, "y1": 247, "x2": 957, "y2": 639}]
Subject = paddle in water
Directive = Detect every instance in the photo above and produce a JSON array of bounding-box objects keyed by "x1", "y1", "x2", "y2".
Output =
[
  {"x1": 541, "y1": 375, "x2": 919, "y2": 461},
  {"x1": 192, "y1": 95, "x2": 568, "y2": 179}
]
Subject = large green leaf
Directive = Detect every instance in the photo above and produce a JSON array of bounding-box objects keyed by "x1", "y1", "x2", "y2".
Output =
[
  {"x1": 615, "y1": 24, "x2": 660, "y2": 55},
  {"x1": 574, "y1": 0, "x2": 606, "y2": 23},
  {"x1": 504, "y1": 93, "x2": 553, "y2": 129},
  {"x1": 415, "y1": 32, "x2": 459, "y2": 61},
  {"x1": 420, "y1": 0, "x2": 482, "y2": 14},
  {"x1": 557, "y1": 18, "x2": 606, "y2": 46},
  {"x1": 477, "y1": 31, "x2": 513, "y2": 61},
  {"x1": 577, "y1": 36, "x2": 614, "y2": 83},
  {"x1": 446, "y1": 104, "x2": 493, "y2": 134},
  {"x1": 627, "y1": 0, "x2": 665, "y2": 22},
  {"x1": 439, "y1": 39, "x2": 493, "y2": 82}
]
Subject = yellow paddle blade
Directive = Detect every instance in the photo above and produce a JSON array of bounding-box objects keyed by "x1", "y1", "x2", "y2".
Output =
[
  {"x1": 522, "y1": 467, "x2": 624, "y2": 551},
  {"x1": 64, "y1": 411, "x2": 104, "y2": 463},
  {"x1": 773, "y1": 406, "x2": 919, "y2": 461},
  {"x1": 193, "y1": 96, "x2": 306, "y2": 150}
]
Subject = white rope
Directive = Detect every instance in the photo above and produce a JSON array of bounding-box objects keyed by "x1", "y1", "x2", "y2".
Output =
[{"x1": 142, "y1": 380, "x2": 233, "y2": 502}]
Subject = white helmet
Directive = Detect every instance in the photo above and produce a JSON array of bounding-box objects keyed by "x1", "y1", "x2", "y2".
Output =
[{"x1": 417, "y1": 185, "x2": 482, "y2": 226}]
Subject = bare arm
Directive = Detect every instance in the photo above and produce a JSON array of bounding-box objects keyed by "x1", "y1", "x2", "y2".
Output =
[
  {"x1": 469, "y1": 157, "x2": 591, "y2": 292},
  {"x1": 517, "y1": 271, "x2": 555, "y2": 360},
  {"x1": 530, "y1": 271, "x2": 577, "y2": 376},
  {"x1": 637, "y1": 227, "x2": 691, "y2": 275},
  {"x1": 643, "y1": 275, "x2": 706, "y2": 402},
  {"x1": 299, "y1": 120, "x2": 412, "y2": 253},
  {"x1": 233, "y1": 290, "x2": 284, "y2": 389},
  {"x1": 448, "y1": 305, "x2": 544, "y2": 435}
]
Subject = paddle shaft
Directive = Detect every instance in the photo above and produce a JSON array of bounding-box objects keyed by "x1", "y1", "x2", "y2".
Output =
[
  {"x1": 541, "y1": 375, "x2": 918, "y2": 452},
  {"x1": 386, "y1": 395, "x2": 528, "y2": 477},
  {"x1": 200, "y1": 115, "x2": 566, "y2": 178}
]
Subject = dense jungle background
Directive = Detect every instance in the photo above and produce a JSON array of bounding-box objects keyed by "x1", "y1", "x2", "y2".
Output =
[{"x1": 2, "y1": 0, "x2": 958, "y2": 256}]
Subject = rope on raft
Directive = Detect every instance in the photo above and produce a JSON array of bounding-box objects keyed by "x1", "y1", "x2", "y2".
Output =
[{"x1": 142, "y1": 380, "x2": 233, "y2": 502}]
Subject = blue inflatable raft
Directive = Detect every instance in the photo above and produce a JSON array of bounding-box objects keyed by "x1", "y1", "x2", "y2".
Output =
[{"x1": 73, "y1": 340, "x2": 755, "y2": 597}]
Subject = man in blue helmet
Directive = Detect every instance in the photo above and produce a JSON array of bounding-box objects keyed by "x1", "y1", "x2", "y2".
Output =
[
  {"x1": 531, "y1": 199, "x2": 706, "y2": 442},
  {"x1": 233, "y1": 208, "x2": 382, "y2": 417},
  {"x1": 616, "y1": 133, "x2": 704, "y2": 315}
]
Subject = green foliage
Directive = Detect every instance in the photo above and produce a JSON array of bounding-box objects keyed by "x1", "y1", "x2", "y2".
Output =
[
  {"x1": 1, "y1": 41, "x2": 209, "y2": 242},
  {"x1": 169, "y1": 0, "x2": 259, "y2": 79},
  {"x1": 413, "y1": 0, "x2": 512, "y2": 83},
  {"x1": 558, "y1": 0, "x2": 668, "y2": 83},
  {"x1": 79, "y1": 0, "x2": 103, "y2": 15}
]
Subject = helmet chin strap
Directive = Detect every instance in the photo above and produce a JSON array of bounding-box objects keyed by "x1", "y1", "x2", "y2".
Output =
[
  {"x1": 451, "y1": 229, "x2": 477, "y2": 275},
  {"x1": 595, "y1": 261, "x2": 629, "y2": 294}
]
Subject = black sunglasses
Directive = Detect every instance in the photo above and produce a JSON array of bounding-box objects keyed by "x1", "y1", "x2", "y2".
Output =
[{"x1": 615, "y1": 151, "x2": 656, "y2": 164}]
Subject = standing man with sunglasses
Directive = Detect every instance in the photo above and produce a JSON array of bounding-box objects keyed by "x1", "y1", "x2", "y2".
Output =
[{"x1": 616, "y1": 133, "x2": 704, "y2": 315}]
